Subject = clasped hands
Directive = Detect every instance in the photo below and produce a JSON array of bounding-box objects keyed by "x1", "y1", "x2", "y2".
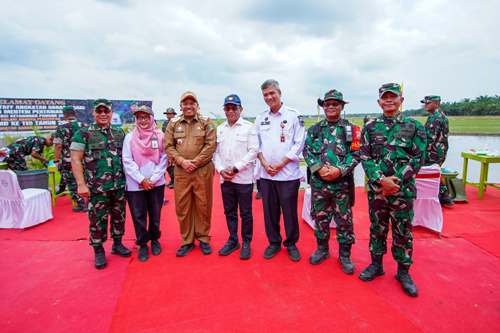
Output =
[
  {"x1": 181, "y1": 159, "x2": 197, "y2": 173},
  {"x1": 263, "y1": 161, "x2": 286, "y2": 177},
  {"x1": 220, "y1": 167, "x2": 236, "y2": 181},
  {"x1": 317, "y1": 165, "x2": 341, "y2": 182},
  {"x1": 140, "y1": 177, "x2": 154, "y2": 190},
  {"x1": 378, "y1": 176, "x2": 400, "y2": 196}
]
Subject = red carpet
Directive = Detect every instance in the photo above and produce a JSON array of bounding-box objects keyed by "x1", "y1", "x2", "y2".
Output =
[{"x1": 1, "y1": 183, "x2": 499, "y2": 333}]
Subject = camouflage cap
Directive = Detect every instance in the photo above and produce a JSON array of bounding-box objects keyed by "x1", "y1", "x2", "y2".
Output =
[
  {"x1": 93, "y1": 98, "x2": 112, "y2": 110},
  {"x1": 164, "y1": 107, "x2": 177, "y2": 115},
  {"x1": 420, "y1": 95, "x2": 441, "y2": 104},
  {"x1": 180, "y1": 91, "x2": 198, "y2": 104},
  {"x1": 378, "y1": 83, "x2": 402, "y2": 98},
  {"x1": 317, "y1": 89, "x2": 348, "y2": 106},
  {"x1": 134, "y1": 105, "x2": 154, "y2": 116}
]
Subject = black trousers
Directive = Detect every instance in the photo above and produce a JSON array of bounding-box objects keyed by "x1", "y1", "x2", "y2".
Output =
[
  {"x1": 221, "y1": 182, "x2": 253, "y2": 243},
  {"x1": 260, "y1": 178, "x2": 300, "y2": 247},
  {"x1": 126, "y1": 185, "x2": 165, "y2": 246}
]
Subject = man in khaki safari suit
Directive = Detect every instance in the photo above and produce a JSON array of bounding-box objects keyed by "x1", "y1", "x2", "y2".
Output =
[{"x1": 165, "y1": 91, "x2": 217, "y2": 257}]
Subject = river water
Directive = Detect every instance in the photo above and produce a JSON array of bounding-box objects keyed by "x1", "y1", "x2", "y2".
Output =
[{"x1": 351, "y1": 135, "x2": 500, "y2": 186}]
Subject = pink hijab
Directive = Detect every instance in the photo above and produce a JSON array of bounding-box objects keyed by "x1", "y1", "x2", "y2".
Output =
[{"x1": 130, "y1": 116, "x2": 164, "y2": 167}]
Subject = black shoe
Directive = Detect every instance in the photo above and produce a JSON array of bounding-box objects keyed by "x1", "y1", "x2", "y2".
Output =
[
  {"x1": 56, "y1": 184, "x2": 66, "y2": 195},
  {"x1": 151, "y1": 240, "x2": 162, "y2": 256},
  {"x1": 176, "y1": 244, "x2": 195, "y2": 257},
  {"x1": 138, "y1": 245, "x2": 149, "y2": 262},
  {"x1": 93, "y1": 245, "x2": 107, "y2": 269},
  {"x1": 199, "y1": 241, "x2": 212, "y2": 255},
  {"x1": 359, "y1": 255, "x2": 384, "y2": 281},
  {"x1": 167, "y1": 183, "x2": 174, "y2": 189},
  {"x1": 395, "y1": 266, "x2": 418, "y2": 297},
  {"x1": 240, "y1": 242, "x2": 251, "y2": 260},
  {"x1": 111, "y1": 239, "x2": 132, "y2": 257},
  {"x1": 286, "y1": 245, "x2": 301, "y2": 262},
  {"x1": 72, "y1": 202, "x2": 88, "y2": 213},
  {"x1": 339, "y1": 244, "x2": 355, "y2": 275},
  {"x1": 309, "y1": 240, "x2": 330, "y2": 265},
  {"x1": 255, "y1": 192, "x2": 262, "y2": 200},
  {"x1": 218, "y1": 241, "x2": 240, "y2": 256},
  {"x1": 439, "y1": 194, "x2": 455, "y2": 207},
  {"x1": 263, "y1": 244, "x2": 281, "y2": 259}
]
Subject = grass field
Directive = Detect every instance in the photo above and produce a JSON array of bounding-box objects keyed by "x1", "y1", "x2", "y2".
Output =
[{"x1": 301, "y1": 116, "x2": 500, "y2": 135}]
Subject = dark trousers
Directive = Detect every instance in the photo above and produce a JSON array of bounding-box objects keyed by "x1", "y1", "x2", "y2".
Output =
[
  {"x1": 126, "y1": 185, "x2": 165, "y2": 246},
  {"x1": 260, "y1": 178, "x2": 300, "y2": 247},
  {"x1": 221, "y1": 182, "x2": 253, "y2": 243}
]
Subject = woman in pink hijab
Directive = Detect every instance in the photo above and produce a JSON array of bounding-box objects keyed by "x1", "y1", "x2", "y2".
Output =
[{"x1": 123, "y1": 105, "x2": 167, "y2": 262}]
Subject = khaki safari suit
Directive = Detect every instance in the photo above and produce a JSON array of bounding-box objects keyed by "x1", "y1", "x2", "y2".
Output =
[{"x1": 165, "y1": 113, "x2": 217, "y2": 245}]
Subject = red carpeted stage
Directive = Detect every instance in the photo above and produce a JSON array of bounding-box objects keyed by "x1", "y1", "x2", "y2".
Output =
[{"x1": 1, "y1": 183, "x2": 499, "y2": 333}]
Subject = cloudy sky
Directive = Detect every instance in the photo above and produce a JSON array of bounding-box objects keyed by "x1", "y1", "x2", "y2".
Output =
[{"x1": 1, "y1": 0, "x2": 499, "y2": 118}]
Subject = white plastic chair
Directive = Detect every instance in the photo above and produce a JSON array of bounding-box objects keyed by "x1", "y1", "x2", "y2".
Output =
[
  {"x1": 414, "y1": 164, "x2": 443, "y2": 233},
  {"x1": 0, "y1": 170, "x2": 53, "y2": 229}
]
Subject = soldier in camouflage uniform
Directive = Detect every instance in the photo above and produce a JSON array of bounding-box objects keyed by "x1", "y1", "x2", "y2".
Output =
[
  {"x1": 421, "y1": 95, "x2": 453, "y2": 206},
  {"x1": 162, "y1": 107, "x2": 177, "y2": 188},
  {"x1": 358, "y1": 83, "x2": 427, "y2": 297},
  {"x1": 54, "y1": 105, "x2": 87, "y2": 212},
  {"x1": 70, "y1": 99, "x2": 131, "y2": 269},
  {"x1": 5, "y1": 135, "x2": 53, "y2": 170},
  {"x1": 303, "y1": 89, "x2": 360, "y2": 274}
]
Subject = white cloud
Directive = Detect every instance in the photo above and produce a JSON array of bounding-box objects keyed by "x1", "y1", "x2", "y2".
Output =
[{"x1": 1, "y1": 0, "x2": 499, "y2": 119}]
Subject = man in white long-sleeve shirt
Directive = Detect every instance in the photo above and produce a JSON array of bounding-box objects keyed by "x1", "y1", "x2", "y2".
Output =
[
  {"x1": 213, "y1": 94, "x2": 258, "y2": 260},
  {"x1": 256, "y1": 79, "x2": 306, "y2": 262}
]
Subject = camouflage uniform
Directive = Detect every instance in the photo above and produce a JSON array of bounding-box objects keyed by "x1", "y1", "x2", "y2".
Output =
[
  {"x1": 360, "y1": 113, "x2": 426, "y2": 267},
  {"x1": 424, "y1": 111, "x2": 449, "y2": 166},
  {"x1": 5, "y1": 136, "x2": 46, "y2": 171},
  {"x1": 422, "y1": 95, "x2": 450, "y2": 199},
  {"x1": 54, "y1": 120, "x2": 87, "y2": 208},
  {"x1": 70, "y1": 124, "x2": 126, "y2": 246},
  {"x1": 304, "y1": 118, "x2": 359, "y2": 245}
]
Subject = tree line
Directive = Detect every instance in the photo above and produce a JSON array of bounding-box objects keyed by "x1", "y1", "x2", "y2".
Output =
[{"x1": 403, "y1": 95, "x2": 500, "y2": 116}]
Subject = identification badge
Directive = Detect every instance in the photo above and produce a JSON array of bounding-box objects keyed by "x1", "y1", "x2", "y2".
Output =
[{"x1": 151, "y1": 138, "x2": 159, "y2": 149}]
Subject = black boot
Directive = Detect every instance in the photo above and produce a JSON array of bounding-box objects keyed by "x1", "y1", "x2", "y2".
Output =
[
  {"x1": 338, "y1": 244, "x2": 355, "y2": 275},
  {"x1": 56, "y1": 182, "x2": 67, "y2": 195},
  {"x1": 138, "y1": 245, "x2": 149, "y2": 262},
  {"x1": 395, "y1": 265, "x2": 418, "y2": 297},
  {"x1": 309, "y1": 239, "x2": 330, "y2": 265},
  {"x1": 359, "y1": 254, "x2": 384, "y2": 281},
  {"x1": 93, "y1": 245, "x2": 107, "y2": 269},
  {"x1": 111, "y1": 238, "x2": 132, "y2": 257}
]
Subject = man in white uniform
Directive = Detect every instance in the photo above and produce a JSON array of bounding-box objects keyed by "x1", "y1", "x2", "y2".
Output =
[
  {"x1": 255, "y1": 79, "x2": 306, "y2": 262},
  {"x1": 213, "y1": 94, "x2": 258, "y2": 260}
]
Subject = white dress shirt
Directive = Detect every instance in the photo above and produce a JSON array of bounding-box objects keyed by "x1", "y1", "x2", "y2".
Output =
[
  {"x1": 122, "y1": 133, "x2": 168, "y2": 191},
  {"x1": 255, "y1": 104, "x2": 305, "y2": 181},
  {"x1": 213, "y1": 117, "x2": 258, "y2": 184}
]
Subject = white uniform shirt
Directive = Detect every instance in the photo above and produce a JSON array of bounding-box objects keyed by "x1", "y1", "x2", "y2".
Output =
[
  {"x1": 255, "y1": 104, "x2": 305, "y2": 181},
  {"x1": 122, "y1": 133, "x2": 168, "y2": 191},
  {"x1": 213, "y1": 117, "x2": 258, "y2": 184}
]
